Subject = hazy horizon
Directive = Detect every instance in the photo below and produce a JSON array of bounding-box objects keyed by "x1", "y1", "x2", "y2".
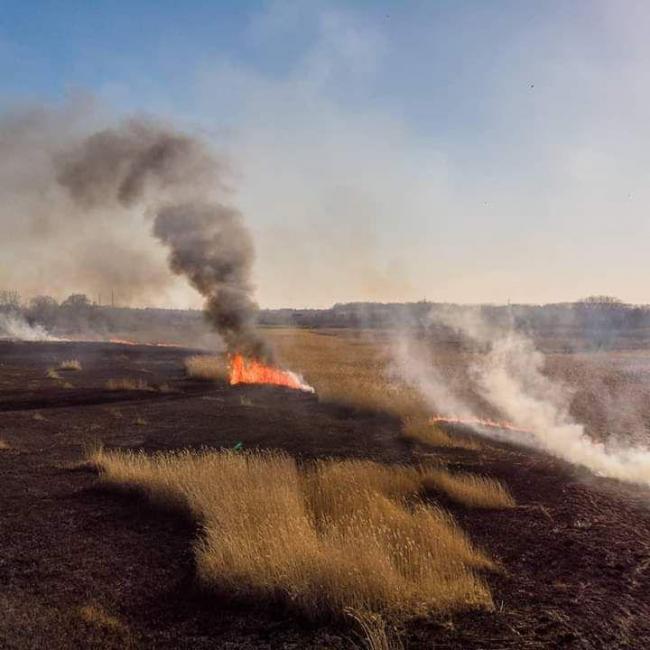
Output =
[{"x1": 2, "y1": 1, "x2": 649, "y2": 309}]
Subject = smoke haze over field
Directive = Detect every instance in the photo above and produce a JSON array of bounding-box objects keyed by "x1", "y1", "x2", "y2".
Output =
[
  {"x1": 0, "y1": 105, "x2": 271, "y2": 359},
  {"x1": 392, "y1": 310, "x2": 650, "y2": 487}
]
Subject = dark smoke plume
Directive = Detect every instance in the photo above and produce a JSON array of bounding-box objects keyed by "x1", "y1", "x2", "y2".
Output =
[{"x1": 56, "y1": 118, "x2": 272, "y2": 359}]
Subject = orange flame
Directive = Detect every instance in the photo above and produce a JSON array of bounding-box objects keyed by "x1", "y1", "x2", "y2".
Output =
[
  {"x1": 229, "y1": 354, "x2": 314, "y2": 392},
  {"x1": 431, "y1": 415, "x2": 533, "y2": 434}
]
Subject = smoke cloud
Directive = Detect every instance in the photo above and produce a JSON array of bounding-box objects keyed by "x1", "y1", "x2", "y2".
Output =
[
  {"x1": 0, "y1": 104, "x2": 270, "y2": 357},
  {"x1": 0, "y1": 313, "x2": 60, "y2": 342},
  {"x1": 53, "y1": 117, "x2": 271, "y2": 359},
  {"x1": 392, "y1": 309, "x2": 650, "y2": 487}
]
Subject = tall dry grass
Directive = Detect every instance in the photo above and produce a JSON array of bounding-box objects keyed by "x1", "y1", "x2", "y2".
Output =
[
  {"x1": 59, "y1": 359, "x2": 82, "y2": 371},
  {"x1": 266, "y1": 329, "x2": 430, "y2": 419},
  {"x1": 90, "y1": 448, "x2": 494, "y2": 622},
  {"x1": 422, "y1": 470, "x2": 515, "y2": 509},
  {"x1": 105, "y1": 378, "x2": 153, "y2": 392},
  {"x1": 401, "y1": 417, "x2": 480, "y2": 450},
  {"x1": 184, "y1": 355, "x2": 227, "y2": 381}
]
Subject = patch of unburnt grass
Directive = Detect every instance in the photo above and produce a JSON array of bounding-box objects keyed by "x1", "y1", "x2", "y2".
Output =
[
  {"x1": 88, "y1": 448, "x2": 496, "y2": 627},
  {"x1": 77, "y1": 603, "x2": 131, "y2": 646},
  {"x1": 421, "y1": 470, "x2": 516, "y2": 509},
  {"x1": 184, "y1": 355, "x2": 227, "y2": 381},
  {"x1": 402, "y1": 417, "x2": 480, "y2": 450},
  {"x1": 59, "y1": 359, "x2": 82, "y2": 371},
  {"x1": 105, "y1": 377, "x2": 154, "y2": 392}
]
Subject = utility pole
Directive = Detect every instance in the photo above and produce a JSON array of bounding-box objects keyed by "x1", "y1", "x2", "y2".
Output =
[{"x1": 111, "y1": 290, "x2": 114, "y2": 308}]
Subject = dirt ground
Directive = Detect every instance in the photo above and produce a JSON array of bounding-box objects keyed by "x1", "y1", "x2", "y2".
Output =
[{"x1": 1, "y1": 340, "x2": 649, "y2": 648}]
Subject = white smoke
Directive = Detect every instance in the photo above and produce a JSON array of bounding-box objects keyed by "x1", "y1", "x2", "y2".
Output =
[
  {"x1": 390, "y1": 333, "x2": 474, "y2": 419},
  {"x1": 0, "y1": 313, "x2": 60, "y2": 341},
  {"x1": 392, "y1": 309, "x2": 650, "y2": 487}
]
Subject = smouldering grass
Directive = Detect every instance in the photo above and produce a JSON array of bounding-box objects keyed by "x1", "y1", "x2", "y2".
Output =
[{"x1": 89, "y1": 448, "x2": 495, "y2": 622}]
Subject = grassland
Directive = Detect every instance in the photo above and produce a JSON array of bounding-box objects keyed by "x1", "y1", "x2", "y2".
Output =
[
  {"x1": 90, "y1": 447, "x2": 495, "y2": 623},
  {"x1": 90, "y1": 327, "x2": 517, "y2": 631},
  {"x1": 267, "y1": 328, "x2": 430, "y2": 418},
  {"x1": 184, "y1": 354, "x2": 227, "y2": 381}
]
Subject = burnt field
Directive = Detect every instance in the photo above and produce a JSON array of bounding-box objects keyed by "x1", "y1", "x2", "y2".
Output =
[{"x1": 1, "y1": 338, "x2": 650, "y2": 648}]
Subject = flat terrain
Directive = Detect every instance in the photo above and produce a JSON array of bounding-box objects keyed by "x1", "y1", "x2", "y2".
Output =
[{"x1": 1, "y1": 339, "x2": 650, "y2": 648}]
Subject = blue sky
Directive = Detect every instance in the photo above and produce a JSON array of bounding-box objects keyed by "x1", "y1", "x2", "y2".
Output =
[{"x1": 2, "y1": 1, "x2": 650, "y2": 307}]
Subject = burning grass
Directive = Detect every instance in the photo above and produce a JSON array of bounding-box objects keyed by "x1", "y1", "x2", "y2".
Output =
[
  {"x1": 184, "y1": 355, "x2": 227, "y2": 381},
  {"x1": 89, "y1": 448, "x2": 495, "y2": 622}
]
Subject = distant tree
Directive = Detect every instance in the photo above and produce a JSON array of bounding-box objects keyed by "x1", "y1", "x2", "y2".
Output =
[
  {"x1": 0, "y1": 290, "x2": 21, "y2": 311},
  {"x1": 28, "y1": 296, "x2": 59, "y2": 327},
  {"x1": 579, "y1": 295, "x2": 623, "y2": 305},
  {"x1": 61, "y1": 294, "x2": 91, "y2": 309}
]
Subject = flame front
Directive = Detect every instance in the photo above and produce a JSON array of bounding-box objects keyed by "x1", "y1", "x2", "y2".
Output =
[{"x1": 229, "y1": 354, "x2": 314, "y2": 392}]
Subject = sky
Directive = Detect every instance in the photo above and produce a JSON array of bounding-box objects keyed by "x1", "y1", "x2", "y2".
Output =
[{"x1": 1, "y1": 0, "x2": 650, "y2": 308}]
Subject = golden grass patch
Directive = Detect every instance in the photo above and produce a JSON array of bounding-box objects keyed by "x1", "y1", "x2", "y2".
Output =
[
  {"x1": 402, "y1": 417, "x2": 480, "y2": 450},
  {"x1": 90, "y1": 448, "x2": 494, "y2": 622},
  {"x1": 422, "y1": 470, "x2": 516, "y2": 509},
  {"x1": 59, "y1": 359, "x2": 82, "y2": 371},
  {"x1": 78, "y1": 604, "x2": 124, "y2": 631},
  {"x1": 184, "y1": 355, "x2": 227, "y2": 381},
  {"x1": 265, "y1": 329, "x2": 430, "y2": 419}
]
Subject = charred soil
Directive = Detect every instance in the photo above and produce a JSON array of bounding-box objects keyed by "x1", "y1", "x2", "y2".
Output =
[{"x1": 0, "y1": 341, "x2": 649, "y2": 648}]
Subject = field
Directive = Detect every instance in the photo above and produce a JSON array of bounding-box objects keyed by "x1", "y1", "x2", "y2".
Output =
[{"x1": 1, "y1": 330, "x2": 650, "y2": 648}]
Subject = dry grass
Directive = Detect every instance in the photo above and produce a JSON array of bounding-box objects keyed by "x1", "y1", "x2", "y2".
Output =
[
  {"x1": 0, "y1": 439, "x2": 10, "y2": 450},
  {"x1": 266, "y1": 329, "x2": 429, "y2": 419},
  {"x1": 402, "y1": 417, "x2": 480, "y2": 450},
  {"x1": 59, "y1": 359, "x2": 82, "y2": 371},
  {"x1": 78, "y1": 604, "x2": 125, "y2": 632},
  {"x1": 184, "y1": 355, "x2": 227, "y2": 381},
  {"x1": 105, "y1": 377, "x2": 153, "y2": 392},
  {"x1": 347, "y1": 609, "x2": 403, "y2": 650},
  {"x1": 90, "y1": 448, "x2": 494, "y2": 622},
  {"x1": 422, "y1": 470, "x2": 516, "y2": 509}
]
